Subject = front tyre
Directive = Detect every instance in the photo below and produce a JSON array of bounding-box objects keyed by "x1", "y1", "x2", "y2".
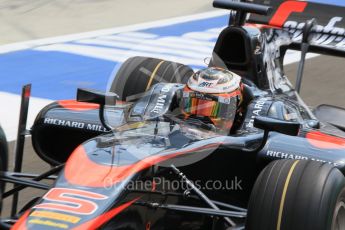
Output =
[
  {"x1": 246, "y1": 159, "x2": 345, "y2": 230},
  {"x1": 0, "y1": 125, "x2": 6, "y2": 215},
  {"x1": 0, "y1": 125, "x2": 7, "y2": 172},
  {"x1": 109, "y1": 56, "x2": 194, "y2": 101}
]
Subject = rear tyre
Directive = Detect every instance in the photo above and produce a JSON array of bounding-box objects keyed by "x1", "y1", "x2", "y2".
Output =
[
  {"x1": 246, "y1": 159, "x2": 345, "y2": 230},
  {"x1": 109, "y1": 56, "x2": 194, "y2": 101}
]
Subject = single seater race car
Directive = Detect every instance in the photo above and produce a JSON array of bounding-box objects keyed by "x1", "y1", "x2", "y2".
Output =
[{"x1": 1, "y1": 0, "x2": 345, "y2": 229}]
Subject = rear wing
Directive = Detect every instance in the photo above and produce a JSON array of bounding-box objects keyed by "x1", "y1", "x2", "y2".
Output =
[
  {"x1": 249, "y1": 0, "x2": 345, "y2": 28},
  {"x1": 248, "y1": 0, "x2": 345, "y2": 56}
]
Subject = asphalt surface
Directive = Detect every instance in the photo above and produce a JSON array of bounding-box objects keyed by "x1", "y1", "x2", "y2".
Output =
[
  {"x1": 0, "y1": 0, "x2": 213, "y2": 218},
  {"x1": 1, "y1": 0, "x2": 345, "y2": 219},
  {"x1": 0, "y1": 0, "x2": 212, "y2": 44},
  {"x1": 286, "y1": 55, "x2": 345, "y2": 108}
]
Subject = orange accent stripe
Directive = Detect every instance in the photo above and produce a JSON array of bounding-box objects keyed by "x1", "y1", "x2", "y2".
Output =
[
  {"x1": 64, "y1": 142, "x2": 222, "y2": 187},
  {"x1": 58, "y1": 100, "x2": 126, "y2": 111},
  {"x1": 58, "y1": 100, "x2": 100, "y2": 111},
  {"x1": 11, "y1": 210, "x2": 30, "y2": 230},
  {"x1": 306, "y1": 131, "x2": 345, "y2": 149},
  {"x1": 245, "y1": 23, "x2": 281, "y2": 29}
]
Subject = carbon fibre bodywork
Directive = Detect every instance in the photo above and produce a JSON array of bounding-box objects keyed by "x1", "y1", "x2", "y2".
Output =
[
  {"x1": 12, "y1": 0, "x2": 345, "y2": 229},
  {"x1": 23, "y1": 82, "x2": 345, "y2": 229}
]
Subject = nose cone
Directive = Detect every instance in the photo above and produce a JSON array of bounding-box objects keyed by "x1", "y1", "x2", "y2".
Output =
[
  {"x1": 12, "y1": 195, "x2": 140, "y2": 230},
  {"x1": 12, "y1": 143, "x2": 145, "y2": 230}
]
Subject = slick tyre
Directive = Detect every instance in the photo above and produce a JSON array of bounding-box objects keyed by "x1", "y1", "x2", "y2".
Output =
[
  {"x1": 246, "y1": 159, "x2": 345, "y2": 230},
  {"x1": 0, "y1": 125, "x2": 6, "y2": 214},
  {"x1": 0, "y1": 125, "x2": 8, "y2": 172},
  {"x1": 109, "y1": 56, "x2": 194, "y2": 101}
]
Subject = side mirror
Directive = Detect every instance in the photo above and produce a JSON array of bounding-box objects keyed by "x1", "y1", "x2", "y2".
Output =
[
  {"x1": 77, "y1": 88, "x2": 118, "y2": 105},
  {"x1": 254, "y1": 116, "x2": 300, "y2": 136},
  {"x1": 77, "y1": 88, "x2": 119, "y2": 131},
  {"x1": 249, "y1": 117, "x2": 300, "y2": 153}
]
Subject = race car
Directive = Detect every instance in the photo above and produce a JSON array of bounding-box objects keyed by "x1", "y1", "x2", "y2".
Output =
[{"x1": 1, "y1": 0, "x2": 345, "y2": 229}]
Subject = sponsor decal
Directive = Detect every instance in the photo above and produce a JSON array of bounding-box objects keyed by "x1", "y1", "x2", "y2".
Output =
[
  {"x1": 247, "y1": 97, "x2": 269, "y2": 128},
  {"x1": 85, "y1": 123, "x2": 108, "y2": 132},
  {"x1": 266, "y1": 150, "x2": 342, "y2": 166},
  {"x1": 218, "y1": 96, "x2": 231, "y2": 105},
  {"x1": 150, "y1": 94, "x2": 167, "y2": 114},
  {"x1": 44, "y1": 118, "x2": 107, "y2": 132},
  {"x1": 266, "y1": 150, "x2": 308, "y2": 160},
  {"x1": 28, "y1": 219, "x2": 69, "y2": 229},
  {"x1": 250, "y1": 0, "x2": 345, "y2": 49},
  {"x1": 150, "y1": 84, "x2": 174, "y2": 114},
  {"x1": 270, "y1": 1, "x2": 345, "y2": 48},
  {"x1": 30, "y1": 210, "x2": 81, "y2": 224},
  {"x1": 269, "y1": 1, "x2": 308, "y2": 27},
  {"x1": 198, "y1": 82, "x2": 213, "y2": 88},
  {"x1": 34, "y1": 188, "x2": 108, "y2": 215},
  {"x1": 286, "y1": 17, "x2": 345, "y2": 48},
  {"x1": 194, "y1": 92, "x2": 214, "y2": 101}
]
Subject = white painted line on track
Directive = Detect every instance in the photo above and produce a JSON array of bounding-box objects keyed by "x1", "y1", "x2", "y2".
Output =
[
  {"x1": 0, "y1": 10, "x2": 228, "y2": 54},
  {"x1": 35, "y1": 43, "x2": 208, "y2": 67},
  {"x1": 283, "y1": 50, "x2": 319, "y2": 65},
  {"x1": 0, "y1": 92, "x2": 52, "y2": 141},
  {"x1": 94, "y1": 35, "x2": 213, "y2": 53},
  {"x1": 0, "y1": 10, "x2": 319, "y2": 142},
  {"x1": 75, "y1": 39, "x2": 211, "y2": 59}
]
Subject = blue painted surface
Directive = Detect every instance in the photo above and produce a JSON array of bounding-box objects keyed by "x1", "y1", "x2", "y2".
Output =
[
  {"x1": 308, "y1": 0, "x2": 345, "y2": 7},
  {"x1": 0, "y1": 15, "x2": 228, "y2": 100},
  {"x1": 0, "y1": 51, "x2": 116, "y2": 99},
  {"x1": 0, "y1": 0, "x2": 343, "y2": 101},
  {"x1": 142, "y1": 16, "x2": 228, "y2": 37}
]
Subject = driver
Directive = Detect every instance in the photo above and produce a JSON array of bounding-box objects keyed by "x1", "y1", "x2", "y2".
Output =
[{"x1": 180, "y1": 67, "x2": 243, "y2": 134}]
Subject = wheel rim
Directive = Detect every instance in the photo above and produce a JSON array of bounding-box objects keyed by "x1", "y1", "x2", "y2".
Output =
[{"x1": 333, "y1": 201, "x2": 345, "y2": 230}]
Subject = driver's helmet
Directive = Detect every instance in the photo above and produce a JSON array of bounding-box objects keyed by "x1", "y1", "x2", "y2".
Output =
[{"x1": 180, "y1": 67, "x2": 243, "y2": 133}]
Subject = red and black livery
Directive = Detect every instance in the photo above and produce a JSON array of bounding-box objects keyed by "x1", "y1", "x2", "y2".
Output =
[{"x1": 1, "y1": 0, "x2": 345, "y2": 229}]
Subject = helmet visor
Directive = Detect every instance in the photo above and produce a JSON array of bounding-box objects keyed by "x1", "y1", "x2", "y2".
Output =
[{"x1": 181, "y1": 89, "x2": 240, "y2": 121}]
